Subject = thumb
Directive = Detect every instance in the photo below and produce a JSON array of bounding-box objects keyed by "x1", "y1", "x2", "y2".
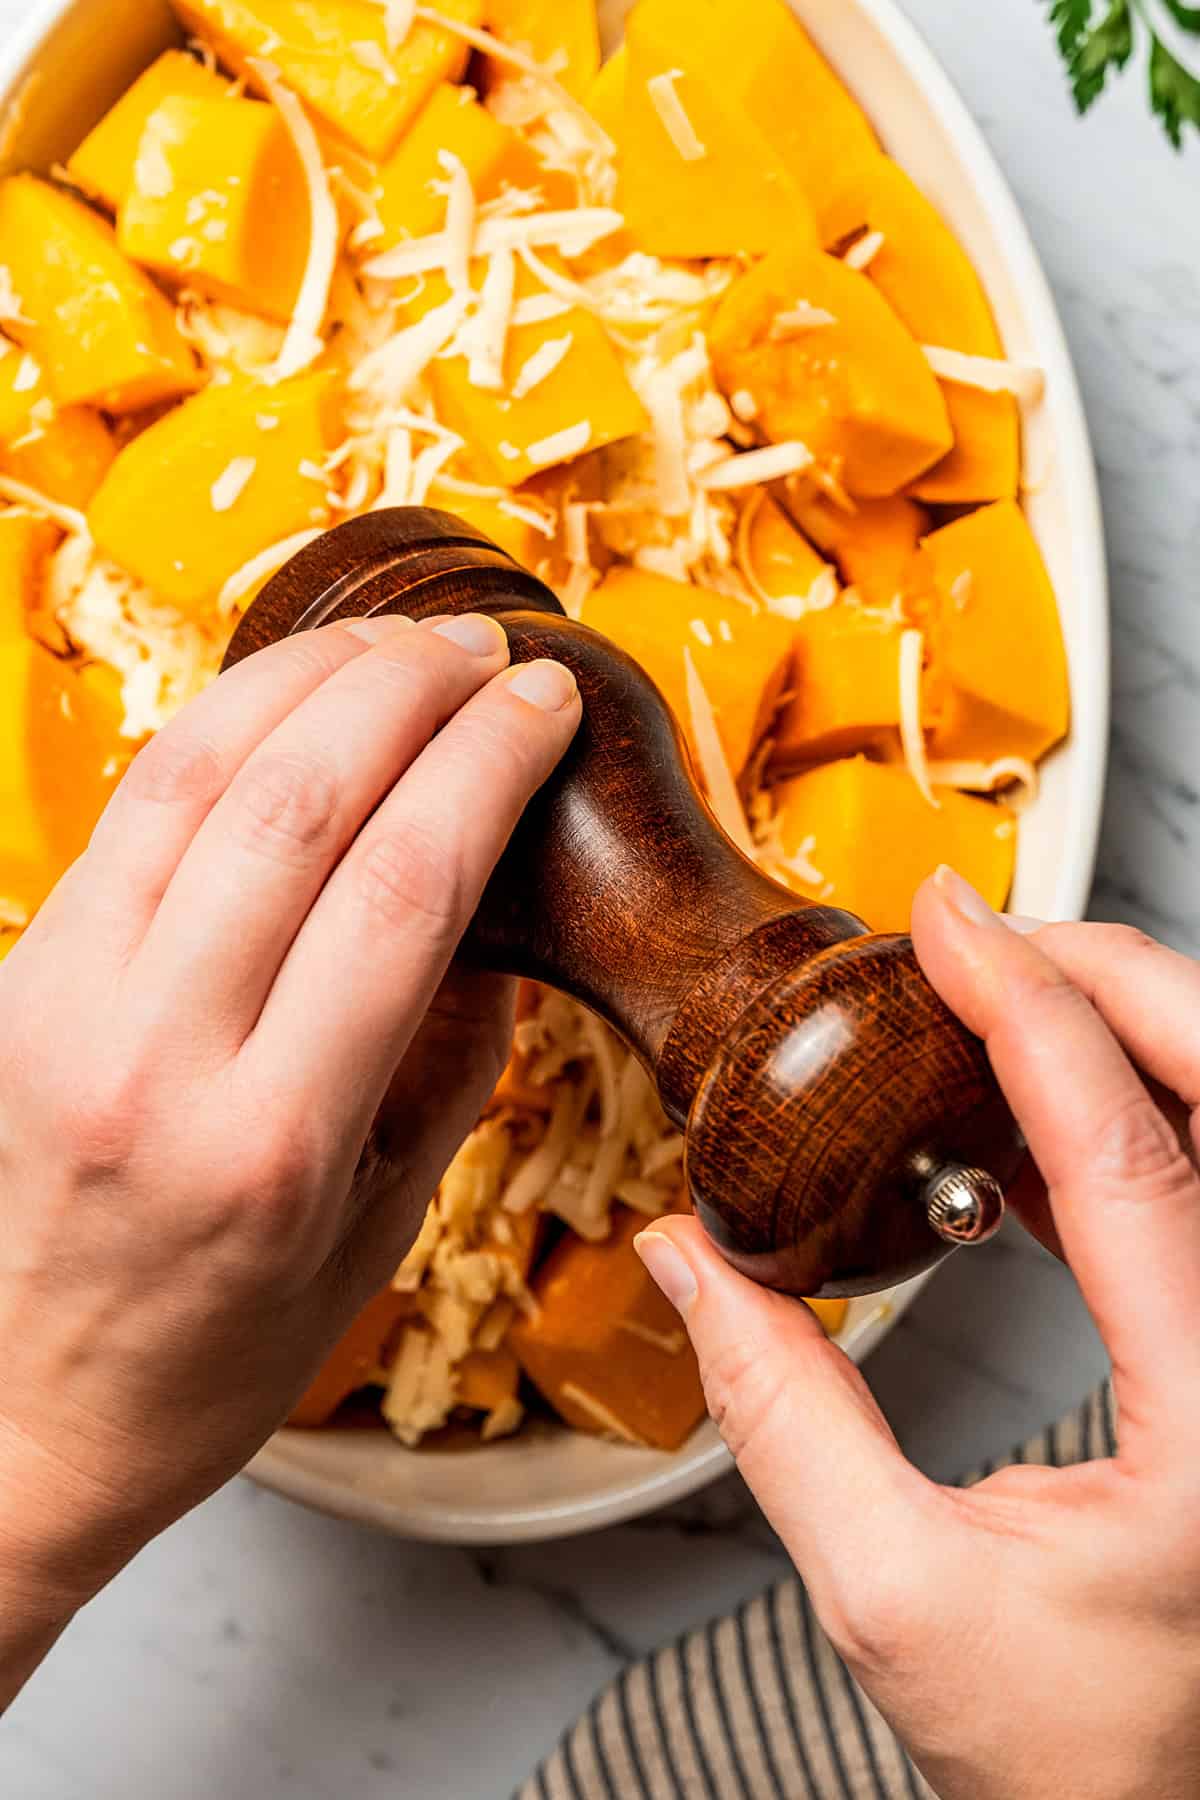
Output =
[{"x1": 635, "y1": 1217, "x2": 948, "y2": 1649}]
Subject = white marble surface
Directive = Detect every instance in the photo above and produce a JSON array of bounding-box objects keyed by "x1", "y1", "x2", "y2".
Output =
[{"x1": 2, "y1": 1, "x2": 1197, "y2": 1795}]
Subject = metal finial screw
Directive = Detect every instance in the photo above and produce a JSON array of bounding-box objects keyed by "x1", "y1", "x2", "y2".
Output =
[{"x1": 923, "y1": 1164, "x2": 1005, "y2": 1246}]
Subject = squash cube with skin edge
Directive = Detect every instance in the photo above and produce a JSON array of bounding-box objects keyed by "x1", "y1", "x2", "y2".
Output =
[
  {"x1": 580, "y1": 565, "x2": 794, "y2": 779},
  {"x1": 118, "y1": 96, "x2": 312, "y2": 324},
  {"x1": 0, "y1": 176, "x2": 199, "y2": 415},
  {"x1": 482, "y1": 0, "x2": 601, "y2": 97},
  {"x1": 770, "y1": 755, "x2": 1016, "y2": 934},
  {"x1": 66, "y1": 48, "x2": 234, "y2": 212},
  {"x1": 785, "y1": 487, "x2": 930, "y2": 614},
  {"x1": 771, "y1": 604, "x2": 904, "y2": 773},
  {"x1": 823, "y1": 157, "x2": 1020, "y2": 504},
  {"x1": 88, "y1": 371, "x2": 340, "y2": 617},
  {"x1": 0, "y1": 510, "x2": 59, "y2": 639},
  {"x1": 374, "y1": 84, "x2": 549, "y2": 253},
  {"x1": 509, "y1": 1201, "x2": 706, "y2": 1451},
  {"x1": 170, "y1": 0, "x2": 485, "y2": 162},
  {"x1": 400, "y1": 264, "x2": 646, "y2": 488},
  {"x1": 0, "y1": 340, "x2": 117, "y2": 509},
  {"x1": 709, "y1": 246, "x2": 953, "y2": 499},
  {"x1": 923, "y1": 500, "x2": 1070, "y2": 765}
]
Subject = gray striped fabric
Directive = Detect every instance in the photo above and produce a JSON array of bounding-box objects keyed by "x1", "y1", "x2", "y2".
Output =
[{"x1": 518, "y1": 1381, "x2": 1117, "y2": 1800}]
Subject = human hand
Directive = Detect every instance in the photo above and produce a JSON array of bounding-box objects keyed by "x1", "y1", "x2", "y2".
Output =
[
  {"x1": 636, "y1": 869, "x2": 1200, "y2": 1800},
  {"x1": 0, "y1": 612, "x2": 579, "y2": 1666}
]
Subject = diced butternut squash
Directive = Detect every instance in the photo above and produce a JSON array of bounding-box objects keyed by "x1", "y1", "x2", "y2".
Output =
[
  {"x1": 66, "y1": 48, "x2": 233, "y2": 212},
  {"x1": 118, "y1": 96, "x2": 311, "y2": 323},
  {"x1": 806, "y1": 1297, "x2": 849, "y2": 1336},
  {"x1": 0, "y1": 510, "x2": 59, "y2": 639},
  {"x1": 824, "y1": 158, "x2": 1019, "y2": 503},
  {"x1": 771, "y1": 755, "x2": 1016, "y2": 932},
  {"x1": 0, "y1": 341, "x2": 117, "y2": 509},
  {"x1": 620, "y1": 0, "x2": 816, "y2": 258},
  {"x1": 0, "y1": 176, "x2": 199, "y2": 414},
  {"x1": 88, "y1": 370, "x2": 339, "y2": 616},
  {"x1": 482, "y1": 0, "x2": 600, "y2": 97},
  {"x1": 580, "y1": 565, "x2": 794, "y2": 778},
  {"x1": 289, "y1": 1285, "x2": 416, "y2": 1427},
  {"x1": 923, "y1": 501, "x2": 1069, "y2": 764},
  {"x1": 26, "y1": 655, "x2": 131, "y2": 873},
  {"x1": 375, "y1": 83, "x2": 545, "y2": 252},
  {"x1": 620, "y1": 0, "x2": 876, "y2": 256},
  {"x1": 510, "y1": 1202, "x2": 706, "y2": 1450},
  {"x1": 709, "y1": 245, "x2": 952, "y2": 498},
  {"x1": 428, "y1": 487, "x2": 548, "y2": 572},
  {"x1": 399, "y1": 262, "x2": 645, "y2": 487},
  {"x1": 785, "y1": 488, "x2": 929, "y2": 612},
  {"x1": 171, "y1": 0, "x2": 484, "y2": 161},
  {"x1": 2, "y1": 641, "x2": 127, "y2": 919},
  {"x1": 457, "y1": 1344, "x2": 520, "y2": 1413},
  {"x1": 743, "y1": 494, "x2": 834, "y2": 610},
  {"x1": 772, "y1": 604, "x2": 903, "y2": 771},
  {"x1": 584, "y1": 47, "x2": 626, "y2": 148}
]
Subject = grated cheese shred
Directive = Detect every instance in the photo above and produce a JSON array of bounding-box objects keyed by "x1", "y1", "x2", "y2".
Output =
[
  {"x1": 510, "y1": 331, "x2": 573, "y2": 398},
  {"x1": 683, "y1": 646, "x2": 754, "y2": 855},
  {"x1": 898, "y1": 628, "x2": 940, "y2": 810},
  {"x1": 921, "y1": 345, "x2": 1046, "y2": 402},
  {"x1": 844, "y1": 229, "x2": 885, "y2": 271},
  {"x1": 646, "y1": 69, "x2": 707, "y2": 162},
  {"x1": 209, "y1": 456, "x2": 256, "y2": 512},
  {"x1": 248, "y1": 61, "x2": 339, "y2": 381},
  {"x1": 698, "y1": 441, "x2": 814, "y2": 490}
]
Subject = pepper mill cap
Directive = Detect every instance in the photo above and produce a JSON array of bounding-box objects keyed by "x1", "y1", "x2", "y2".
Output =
[{"x1": 923, "y1": 1164, "x2": 1006, "y2": 1246}]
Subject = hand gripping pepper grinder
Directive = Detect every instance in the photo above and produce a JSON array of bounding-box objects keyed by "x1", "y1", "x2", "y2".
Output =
[{"x1": 224, "y1": 507, "x2": 1025, "y2": 1298}]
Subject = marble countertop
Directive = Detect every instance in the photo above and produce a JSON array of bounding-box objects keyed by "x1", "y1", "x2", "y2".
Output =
[{"x1": 3, "y1": 1, "x2": 1197, "y2": 1795}]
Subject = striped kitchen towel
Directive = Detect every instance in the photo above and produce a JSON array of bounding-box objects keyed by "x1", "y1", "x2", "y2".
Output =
[{"x1": 518, "y1": 1381, "x2": 1117, "y2": 1800}]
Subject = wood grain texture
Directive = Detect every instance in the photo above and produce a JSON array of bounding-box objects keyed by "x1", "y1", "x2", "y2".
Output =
[{"x1": 225, "y1": 508, "x2": 1025, "y2": 1296}]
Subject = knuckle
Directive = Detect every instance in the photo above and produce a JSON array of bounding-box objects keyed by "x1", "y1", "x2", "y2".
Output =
[
  {"x1": 62, "y1": 1065, "x2": 149, "y2": 1172},
  {"x1": 123, "y1": 732, "x2": 224, "y2": 809},
  {"x1": 356, "y1": 820, "x2": 465, "y2": 945},
  {"x1": 1093, "y1": 1092, "x2": 1195, "y2": 1197},
  {"x1": 229, "y1": 752, "x2": 341, "y2": 864}
]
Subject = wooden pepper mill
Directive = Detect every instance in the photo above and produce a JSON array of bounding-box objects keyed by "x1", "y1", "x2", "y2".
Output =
[{"x1": 225, "y1": 507, "x2": 1025, "y2": 1298}]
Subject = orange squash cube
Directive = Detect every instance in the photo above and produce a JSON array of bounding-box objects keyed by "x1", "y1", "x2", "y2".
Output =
[
  {"x1": 510, "y1": 1202, "x2": 706, "y2": 1450},
  {"x1": 742, "y1": 495, "x2": 834, "y2": 612},
  {"x1": 117, "y1": 95, "x2": 311, "y2": 323},
  {"x1": 67, "y1": 48, "x2": 233, "y2": 211},
  {"x1": 923, "y1": 501, "x2": 1069, "y2": 764},
  {"x1": 770, "y1": 755, "x2": 1016, "y2": 932},
  {"x1": 772, "y1": 603, "x2": 903, "y2": 771},
  {"x1": 0, "y1": 510, "x2": 59, "y2": 639},
  {"x1": 289, "y1": 1285, "x2": 416, "y2": 1427},
  {"x1": 823, "y1": 158, "x2": 1019, "y2": 503},
  {"x1": 784, "y1": 488, "x2": 930, "y2": 614},
  {"x1": 375, "y1": 83, "x2": 548, "y2": 251},
  {"x1": 482, "y1": 0, "x2": 600, "y2": 97},
  {"x1": 709, "y1": 245, "x2": 952, "y2": 498},
  {"x1": 580, "y1": 564, "x2": 794, "y2": 778}
]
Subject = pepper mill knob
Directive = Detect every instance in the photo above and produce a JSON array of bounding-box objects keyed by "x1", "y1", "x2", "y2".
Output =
[{"x1": 224, "y1": 508, "x2": 1024, "y2": 1297}]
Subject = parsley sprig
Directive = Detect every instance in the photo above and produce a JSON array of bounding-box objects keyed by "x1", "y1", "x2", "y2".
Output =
[{"x1": 1045, "y1": 0, "x2": 1200, "y2": 145}]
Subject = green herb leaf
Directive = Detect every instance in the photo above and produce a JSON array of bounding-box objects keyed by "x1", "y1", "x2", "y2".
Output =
[
  {"x1": 1044, "y1": 0, "x2": 1200, "y2": 143},
  {"x1": 1148, "y1": 31, "x2": 1200, "y2": 144}
]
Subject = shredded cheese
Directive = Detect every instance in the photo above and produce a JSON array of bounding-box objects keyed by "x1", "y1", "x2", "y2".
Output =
[
  {"x1": 0, "y1": 474, "x2": 87, "y2": 535},
  {"x1": 512, "y1": 292, "x2": 573, "y2": 326},
  {"x1": 247, "y1": 60, "x2": 339, "y2": 381},
  {"x1": 376, "y1": 0, "x2": 415, "y2": 51},
  {"x1": 683, "y1": 646, "x2": 754, "y2": 854},
  {"x1": 922, "y1": 345, "x2": 1046, "y2": 402},
  {"x1": 697, "y1": 441, "x2": 814, "y2": 490},
  {"x1": 559, "y1": 1382, "x2": 648, "y2": 1445},
  {"x1": 927, "y1": 756, "x2": 1039, "y2": 809},
  {"x1": 898, "y1": 628, "x2": 939, "y2": 809},
  {"x1": 347, "y1": 292, "x2": 467, "y2": 405},
  {"x1": 510, "y1": 331, "x2": 573, "y2": 398},
  {"x1": 216, "y1": 527, "x2": 324, "y2": 614},
  {"x1": 438, "y1": 148, "x2": 476, "y2": 299},
  {"x1": 770, "y1": 302, "x2": 837, "y2": 337},
  {"x1": 525, "y1": 420, "x2": 591, "y2": 467},
  {"x1": 461, "y1": 247, "x2": 515, "y2": 391},
  {"x1": 209, "y1": 456, "x2": 256, "y2": 512},
  {"x1": 362, "y1": 206, "x2": 624, "y2": 280},
  {"x1": 646, "y1": 69, "x2": 707, "y2": 161},
  {"x1": 350, "y1": 38, "x2": 399, "y2": 83},
  {"x1": 844, "y1": 229, "x2": 885, "y2": 271}
]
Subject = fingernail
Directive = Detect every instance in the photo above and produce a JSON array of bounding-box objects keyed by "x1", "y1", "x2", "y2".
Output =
[
  {"x1": 634, "y1": 1230, "x2": 698, "y2": 1316},
  {"x1": 431, "y1": 613, "x2": 507, "y2": 657},
  {"x1": 1003, "y1": 915, "x2": 1047, "y2": 935},
  {"x1": 933, "y1": 864, "x2": 1003, "y2": 929},
  {"x1": 344, "y1": 613, "x2": 416, "y2": 642},
  {"x1": 506, "y1": 658, "x2": 578, "y2": 712}
]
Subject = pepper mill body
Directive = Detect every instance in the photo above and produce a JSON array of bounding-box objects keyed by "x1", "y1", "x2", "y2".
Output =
[{"x1": 224, "y1": 508, "x2": 1025, "y2": 1297}]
